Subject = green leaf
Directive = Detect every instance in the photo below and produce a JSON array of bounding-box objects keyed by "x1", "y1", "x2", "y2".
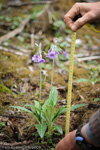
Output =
[
  {"x1": 46, "y1": 105, "x2": 55, "y2": 121},
  {"x1": 51, "y1": 148, "x2": 55, "y2": 150},
  {"x1": 42, "y1": 99, "x2": 49, "y2": 112},
  {"x1": 54, "y1": 125, "x2": 63, "y2": 134},
  {"x1": 94, "y1": 98, "x2": 100, "y2": 102},
  {"x1": 49, "y1": 87, "x2": 58, "y2": 106},
  {"x1": 0, "y1": 122, "x2": 5, "y2": 127},
  {"x1": 77, "y1": 78, "x2": 90, "y2": 83},
  {"x1": 92, "y1": 70, "x2": 98, "y2": 81},
  {"x1": 53, "y1": 20, "x2": 66, "y2": 29},
  {"x1": 40, "y1": 110, "x2": 49, "y2": 122},
  {"x1": 90, "y1": 81, "x2": 94, "y2": 85},
  {"x1": 52, "y1": 104, "x2": 87, "y2": 122},
  {"x1": 10, "y1": 106, "x2": 33, "y2": 115},
  {"x1": 34, "y1": 100, "x2": 41, "y2": 116},
  {"x1": 0, "y1": 3, "x2": 2, "y2": 10},
  {"x1": 25, "y1": 104, "x2": 34, "y2": 112},
  {"x1": 34, "y1": 100, "x2": 40, "y2": 109},
  {"x1": 17, "y1": 36, "x2": 24, "y2": 42},
  {"x1": 59, "y1": 41, "x2": 67, "y2": 48},
  {"x1": 52, "y1": 105, "x2": 66, "y2": 122},
  {"x1": 71, "y1": 104, "x2": 88, "y2": 111},
  {"x1": 95, "y1": 78, "x2": 100, "y2": 83},
  {"x1": 5, "y1": 16, "x2": 12, "y2": 22},
  {"x1": 28, "y1": 124, "x2": 35, "y2": 131},
  {"x1": 31, "y1": 106, "x2": 42, "y2": 123},
  {"x1": 35, "y1": 123, "x2": 47, "y2": 138},
  {"x1": 0, "y1": 16, "x2": 4, "y2": 20}
]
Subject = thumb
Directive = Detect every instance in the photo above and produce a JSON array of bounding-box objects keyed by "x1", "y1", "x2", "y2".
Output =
[{"x1": 71, "y1": 12, "x2": 93, "y2": 31}]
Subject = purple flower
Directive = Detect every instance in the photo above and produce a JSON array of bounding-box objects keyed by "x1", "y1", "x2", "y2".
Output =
[
  {"x1": 62, "y1": 50, "x2": 67, "y2": 57},
  {"x1": 32, "y1": 55, "x2": 45, "y2": 63},
  {"x1": 46, "y1": 49, "x2": 59, "y2": 59},
  {"x1": 32, "y1": 55, "x2": 40, "y2": 62},
  {"x1": 39, "y1": 58, "x2": 45, "y2": 63}
]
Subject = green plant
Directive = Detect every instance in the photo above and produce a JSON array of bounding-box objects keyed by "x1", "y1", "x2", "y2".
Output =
[
  {"x1": 77, "y1": 68, "x2": 100, "y2": 85},
  {"x1": 52, "y1": 20, "x2": 71, "y2": 34},
  {"x1": 11, "y1": 16, "x2": 23, "y2": 29},
  {"x1": 0, "y1": 122, "x2": 6, "y2": 127},
  {"x1": 30, "y1": 5, "x2": 45, "y2": 20},
  {"x1": 0, "y1": 3, "x2": 2, "y2": 10},
  {"x1": 17, "y1": 36, "x2": 24, "y2": 42},
  {"x1": 0, "y1": 16, "x2": 4, "y2": 20},
  {"x1": 10, "y1": 88, "x2": 87, "y2": 138},
  {"x1": 5, "y1": 16, "x2": 12, "y2": 22},
  {"x1": 42, "y1": 75, "x2": 47, "y2": 89},
  {"x1": 94, "y1": 98, "x2": 100, "y2": 102}
]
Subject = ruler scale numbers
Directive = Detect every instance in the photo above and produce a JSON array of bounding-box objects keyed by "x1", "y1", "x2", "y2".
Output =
[{"x1": 65, "y1": 31, "x2": 76, "y2": 135}]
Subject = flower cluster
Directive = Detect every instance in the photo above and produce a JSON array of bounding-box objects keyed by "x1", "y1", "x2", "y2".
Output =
[
  {"x1": 32, "y1": 55, "x2": 45, "y2": 63},
  {"x1": 32, "y1": 43, "x2": 45, "y2": 64},
  {"x1": 32, "y1": 39, "x2": 67, "y2": 63},
  {"x1": 46, "y1": 49, "x2": 59, "y2": 59}
]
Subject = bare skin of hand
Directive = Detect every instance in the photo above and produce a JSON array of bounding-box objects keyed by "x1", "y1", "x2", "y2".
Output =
[
  {"x1": 55, "y1": 130, "x2": 80, "y2": 150},
  {"x1": 64, "y1": 2, "x2": 100, "y2": 31}
]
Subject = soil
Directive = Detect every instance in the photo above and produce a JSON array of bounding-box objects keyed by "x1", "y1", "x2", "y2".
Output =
[{"x1": 0, "y1": 0, "x2": 100, "y2": 149}]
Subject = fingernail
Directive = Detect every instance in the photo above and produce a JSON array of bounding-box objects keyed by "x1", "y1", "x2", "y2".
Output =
[{"x1": 71, "y1": 25, "x2": 77, "y2": 31}]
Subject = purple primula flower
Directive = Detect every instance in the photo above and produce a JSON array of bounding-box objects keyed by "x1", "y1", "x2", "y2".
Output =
[
  {"x1": 62, "y1": 50, "x2": 67, "y2": 57},
  {"x1": 32, "y1": 55, "x2": 45, "y2": 63},
  {"x1": 32, "y1": 55, "x2": 40, "y2": 62},
  {"x1": 39, "y1": 58, "x2": 45, "y2": 63},
  {"x1": 46, "y1": 49, "x2": 59, "y2": 59},
  {"x1": 32, "y1": 43, "x2": 45, "y2": 63}
]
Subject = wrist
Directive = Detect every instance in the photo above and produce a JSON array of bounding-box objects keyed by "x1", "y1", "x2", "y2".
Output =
[
  {"x1": 81, "y1": 124, "x2": 100, "y2": 147},
  {"x1": 75, "y1": 126, "x2": 100, "y2": 150}
]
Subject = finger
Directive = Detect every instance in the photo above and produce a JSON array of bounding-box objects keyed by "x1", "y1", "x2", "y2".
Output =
[
  {"x1": 71, "y1": 11, "x2": 95, "y2": 31},
  {"x1": 64, "y1": 3, "x2": 81, "y2": 29}
]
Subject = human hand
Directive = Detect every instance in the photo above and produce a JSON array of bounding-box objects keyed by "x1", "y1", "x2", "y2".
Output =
[
  {"x1": 64, "y1": 2, "x2": 100, "y2": 31},
  {"x1": 55, "y1": 130, "x2": 80, "y2": 150}
]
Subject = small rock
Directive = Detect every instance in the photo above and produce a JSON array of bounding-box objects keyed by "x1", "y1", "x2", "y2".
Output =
[{"x1": 76, "y1": 39, "x2": 82, "y2": 46}]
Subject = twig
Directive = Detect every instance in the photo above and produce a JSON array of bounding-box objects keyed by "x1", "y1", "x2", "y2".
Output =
[
  {"x1": 0, "y1": 29, "x2": 7, "y2": 34},
  {"x1": 0, "y1": 141, "x2": 32, "y2": 147},
  {"x1": 76, "y1": 56, "x2": 100, "y2": 62},
  {"x1": 20, "y1": 32, "x2": 45, "y2": 39},
  {"x1": 8, "y1": 0, "x2": 59, "y2": 7},
  {"x1": 75, "y1": 52, "x2": 100, "y2": 58},
  {"x1": 0, "y1": 22, "x2": 12, "y2": 26},
  {"x1": 31, "y1": 28, "x2": 35, "y2": 51},
  {"x1": 0, "y1": 114, "x2": 27, "y2": 118},
  {"x1": 71, "y1": 110, "x2": 85, "y2": 113},
  {"x1": 3, "y1": 42, "x2": 31, "y2": 53},
  {"x1": 0, "y1": 15, "x2": 31, "y2": 44},
  {"x1": 87, "y1": 45, "x2": 100, "y2": 51},
  {"x1": 0, "y1": 46, "x2": 29, "y2": 56}
]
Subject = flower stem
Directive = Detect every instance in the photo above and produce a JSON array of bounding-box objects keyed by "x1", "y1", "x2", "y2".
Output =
[
  {"x1": 39, "y1": 63, "x2": 42, "y2": 104},
  {"x1": 39, "y1": 63, "x2": 43, "y2": 123},
  {"x1": 51, "y1": 59, "x2": 54, "y2": 89}
]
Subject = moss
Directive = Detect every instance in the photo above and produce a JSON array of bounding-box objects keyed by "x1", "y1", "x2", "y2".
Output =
[
  {"x1": 47, "y1": 70, "x2": 66, "y2": 86},
  {"x1": 73, "y1": 66, "x2": 88, "y2": 78},
  {"x1": 3, "y1": 79, "x2": 15, "y2": 88},
  {"x1": 0, "y1": 51, "x2": 30, "y2": 81},
  {"x1": 0, "y1": 51, "x2": 27, "y2": 75},
  {"x1": 0, "y1": 84, "x2": 12, "y2": 93}
]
